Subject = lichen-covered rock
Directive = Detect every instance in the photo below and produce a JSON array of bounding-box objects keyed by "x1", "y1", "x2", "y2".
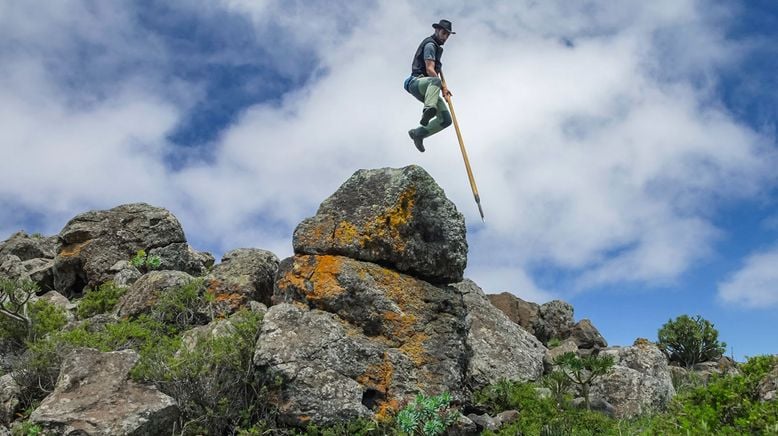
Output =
[
  {"x1": 567, "y1": 319, "x2": 607, "y2": 349},
  {"x1": 205, "y1": 248, "x2": 279, "y2": 313},
  {"x1": 456, "y1": 280, "x2": 545, "y2": 388},
  {"x1": 0, "y1": 231, "x2": 58, "y2": 261},
  {"x1": 758, "y1": 364, "x2": 778, "y2": 402},
  {"x1": 30, "y1": 348, "x2": 178, "y2": 435},
  {"x1": 53, "y1": 203, "x2": 188, "y2": 296},
  {"x1": 0, "y1": 374, "x2": 20, "y2": 425},
  {"x1": 593, "y1": 341, "x2": 675, "y2": 418},
  {"x1": 487, "y1": 292, "x2": 540, "y2": 335},
  {"x1": 149, "y1": 242, "x2": 214, "y2": 277},
  {"x1": 264, "y1": 254, "x2": 469, "y2": 425},
  {"x1": 115, "y1": 270, "x2": 198, "y2": 319},
  {"x1": 535, "y1": 300, "x2": 574, "y2": 344},
  {"x1": 292, "y1": 166, "x2": 467, "y2": 283}
]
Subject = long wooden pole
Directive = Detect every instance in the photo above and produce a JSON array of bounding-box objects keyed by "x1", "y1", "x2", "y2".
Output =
[{"x1": 440, "y1": 70, "x2": 484, "y2": 221}]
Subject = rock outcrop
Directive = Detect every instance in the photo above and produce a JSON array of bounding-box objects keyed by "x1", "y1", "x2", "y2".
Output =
[
  {"x1": 256, "y1": 166, "x2": 545, "y2": 426},
  {"x1": 293, "y1": 166, "x2": 467, "y2": 284},
  {"x1": 30, "y1": 348, "x2": 178, "y2": 435},
  {"x1": 115, "y1": 270, "x2": 199, "y2": 319},
  {"x1": 593, "y1": 340, "x2": 675, "y2": 418},
  {"x1": 204, "y1": 248, "x2": 279, "y2": 313},
  {"x1": 53, "y1": 203, "x2": 211, "y2": 296}
]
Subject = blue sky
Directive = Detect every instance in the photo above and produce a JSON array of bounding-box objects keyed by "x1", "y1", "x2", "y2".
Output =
[{"x1": 0, "y1": 0, "x2": 776, "y2": 360}]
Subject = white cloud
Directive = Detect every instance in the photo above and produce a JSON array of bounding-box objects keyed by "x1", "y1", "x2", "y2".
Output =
[
  {"x1": 0, "y1": 1, "x2": 775, "y2": 299},
  {"x1": 718, "y1": 247, "x2": 778, "y2": 308}
]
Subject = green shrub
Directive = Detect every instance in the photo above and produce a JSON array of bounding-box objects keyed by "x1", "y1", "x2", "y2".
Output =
[
  {"x1": 10, "y1": 420, "x2": 43, "y2": 436},
  {"x1": 76, "y1": 282, "x2": 126, "y2": 319},
  {"x1": 301, "y1": 418, "x2": 387, "y2": 436},
  {"x1": 1, "y1": 297, "x2": 67, "y2": 346},
  {"x1": 151, "y1": 278, "x2": 210, "y2": 330},
  {"x1": 132, "y1": 309, "x2": 271, "y2": 435},
  {"x1": 475, "y1": 380, "x2": 558, "y2": 435},
  {"x1": 547, "y1": 338, "x2": 562, "y2": 348},
  {"x1": 395, "y1": 392, "x2": 459, "y2": 436},
  {"x1": 553, "y1": 352, "x2": 615, "y2": 410},
  {"x1": 658, "y1": 315, "x2": 726, "y2": 368},
  {"x1": 130, "y1": 249, "x2": 162, "y2": 272}
]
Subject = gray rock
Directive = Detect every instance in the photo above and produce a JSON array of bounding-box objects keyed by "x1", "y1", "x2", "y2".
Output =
[
  {"x1": 149, "y1": 242, "x2": 214, "y2": 277},
  {"x1": 0, "y1": 231, "x2": 58, "y2": 261},
  {"x1": 37, "y1": 290, "x2": 75, "y2": 322},
  {"x1": 567, "y1": 319, "x2": 607, "y2": 349},
  {"x1": 30, "y1": 348, "x2": 178, "y2": 435},
  {"x1": 466, "y1": 413, "x2": 501, "y2": 431},
  {"x1": 757, "y1": 364, "x2": 778, "y2": 402},
  {"x1": 535, "y1": 300, "x2": 574, "y2": 344},
  {"x1": 446, "y1": 414, "x2": 478, "y2": 436},
  {"x1": 204, "y1": 248, "x2": 279, "y2": 313},
  {"x1": 0, "y1": 255, "x2": 26, "y2": 281},
  {"x1": 572, "y1": 397, "x2": 616, "y2": 418},
  {"x1": 21, "y1": 258, "x2": 56, "y2": 292},
  {"x1": 0, "y1": 374, "x2": 20, "y2": 425},
  {"x1": 591, "y1": 342, "x2": 675, "y2": 418},
  {"x1": 115, "y1": 270, "x2": 199, "y2": 319},
  {"x1": 456, "y1": 280, "x2": 545, "y2": 389},
  {"x1": 53, "y1": 203, "x2": 188, "y2": 296},
  {"x1": 254, "y1": 304, "x2": 381, "y2": 426},
  {"x1": 266, "y1": 255, "x2": 470, "y2": 425},
  {"x1": 544, "y1": 338, "x2": 579, "y2": 372},
  {"x1": 487, "y1": 292, "x2": 540, "y2": 335},
  {"x1": 293, "y1": 166, "x2": 467, "y2": 284},
  {"x1": 496, "y1": 409, "x2": 519, "y2": 425}
]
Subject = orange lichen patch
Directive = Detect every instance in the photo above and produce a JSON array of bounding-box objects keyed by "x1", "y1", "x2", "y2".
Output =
[
  {"x1": 357, "y1": 355, "x2": 394, "y2": 394},
  {"x1": 633, "y1": 337, "x2": 653, "y2": 348},
  {"x1": 375, "y1": 397, "x2": 402, "y2": 422},
  {"x1": 59, "y1": 240, "x2": 92, "y2": 257},
  {"x1": 399, "y1": 332, "x2": 429, "y2": 366},
  {"x1": 382, "y1": 310, "x2": 418, "y2": 343},
  {"x1": 276, "y1": 255, "x2": 347, "y2": 306},
  {"x1": 333, "y1": 220, "x2": 361, "y2": 246}
]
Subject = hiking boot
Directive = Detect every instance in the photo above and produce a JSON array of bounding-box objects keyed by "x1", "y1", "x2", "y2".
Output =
[
  {"x1": 420, "y1": 106, "x2": 437, "y2": 126},
  {"x1": 408, "y1": 129, "x2": 425, "y2": 152}
]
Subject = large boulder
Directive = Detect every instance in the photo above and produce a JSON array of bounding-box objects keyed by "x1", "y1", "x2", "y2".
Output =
[
  {"x1": 204, "y1": 248, "x2": 279, "y2": 313},
  {"x1": 30, "y1": 348, "x2": 178, "y2": 435},
  {"x1": 0, "y1": 231, "x2": 58, "y2": 261},
  {"x1": 53, "y1": 203, "x2": 210, "y2": 296},
  {"x1": 592, "y1": 340, "x2": 675, "y2": 418},
  {"x1": 535, "y1": 300, "x2": 574, "y2": 344},
  {"x1": 0, "y1": 254, "x2": 56, "y2": 292},
  {"x1": 456, "y1": 280, "x2": 545, "y2": 388},
  {"x1": 486, "y1": 292, "x2": 540, "y2": 335},
  {"x1": 292, "y1": 166, "x2": 467, "y2": 284},
  {"x1": 149, "y1": 242, "x2": 215, "y2": 277},
  {"x1": 115, "y1": 270, "x2": 199, "y2": 319},
  {"x1": 264, "y1": 254, "x2": 469, "y2": 425}
]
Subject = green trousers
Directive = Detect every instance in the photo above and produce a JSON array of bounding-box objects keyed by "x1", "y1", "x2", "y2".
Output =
[{"x1": 407, "y1": 76, "x2": 452, "y2": 138}]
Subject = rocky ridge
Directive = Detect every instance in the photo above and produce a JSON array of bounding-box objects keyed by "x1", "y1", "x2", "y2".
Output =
[{"x1": 0, "y1": 165, "x2": 774, "y2": 434}]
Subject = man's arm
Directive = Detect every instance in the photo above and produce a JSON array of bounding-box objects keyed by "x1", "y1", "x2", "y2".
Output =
[{"x1": 426, "y1": 60, "x2": 452, "y2": 98}]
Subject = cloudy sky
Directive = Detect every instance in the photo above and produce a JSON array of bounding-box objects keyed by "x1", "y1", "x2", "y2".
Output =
[{"x1": 1, "y1": 0, "x2": 776, "y2": 359}]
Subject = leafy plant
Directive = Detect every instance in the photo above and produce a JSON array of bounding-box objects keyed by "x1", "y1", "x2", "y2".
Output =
[
  {"x1": 395, "y1": 392, "x2": 459, "y2": 436},
  {"x1": 130, "y1": 249, "x2": 162, "y2": 273},
  {"x1": 76, "y1": 281, "x2": 126, "y2": 319},
  {"x1": 547, "y1": 338, "x2": 562, "y2": 348},
  {"x1": 10, "y1": 420, "x2": 43, "y2": 436},
  {"x1": 553, "y1": 352, "x2": 614, "y2": 410},
  {"x1": 658, "y1": 314, "x2": 726, "y2": 368},
  {"x1": 150, "y1": 278, "x2": 209, "y2": 330},
  {"x1": 543, "y1": 369, "x2": 573, "y2": 408}
]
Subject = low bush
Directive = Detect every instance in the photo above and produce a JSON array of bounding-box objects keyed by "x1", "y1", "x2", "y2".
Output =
[
  {"x1": 658, "y1": 314, "x2": 726, "y2": 368},
  {"x1": 76, "y1": 282, "x2": 126, "y2": 319}
]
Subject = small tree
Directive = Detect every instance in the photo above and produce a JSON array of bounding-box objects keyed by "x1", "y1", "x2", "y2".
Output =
[
  {"x1": 554, "y1": 352, "x2": 614, "y2": 410},
  {"x1": 0, "y1": 278, "x2": 38, "y2": 342},
  {"x1": 658, "y1": 315, "x2": 726, "y2": 368}
]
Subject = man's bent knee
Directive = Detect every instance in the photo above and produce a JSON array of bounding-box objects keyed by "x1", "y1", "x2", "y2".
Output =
[
  {"x1": 441, "y1": 111, "x2": 452, "y2": 128},
  {"x1": 430, "y1": 77, "x2": 442, "y2": 87}
]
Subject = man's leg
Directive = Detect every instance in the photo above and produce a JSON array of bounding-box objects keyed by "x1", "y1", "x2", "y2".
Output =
[
  {"x1": 416, "y1": 77, "x2": 443, "y2": 125},
  {"x1": 419, "y1": 98, "x2": 452, "y2": 137}
]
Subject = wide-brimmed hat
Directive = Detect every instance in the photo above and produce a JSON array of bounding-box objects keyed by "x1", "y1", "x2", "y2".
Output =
[{"x1": 432, "y1": 19, "x2": 455, "y2": 34}]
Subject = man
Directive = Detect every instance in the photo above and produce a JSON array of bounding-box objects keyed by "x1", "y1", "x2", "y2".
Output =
[{"x1": 404, "y1": 19, "x2": 455, "y2": 152}]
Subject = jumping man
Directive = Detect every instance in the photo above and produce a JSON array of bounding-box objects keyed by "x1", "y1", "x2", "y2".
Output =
[{"x1": 404, "y1": 19, "x2": 455, "y2": 152}]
